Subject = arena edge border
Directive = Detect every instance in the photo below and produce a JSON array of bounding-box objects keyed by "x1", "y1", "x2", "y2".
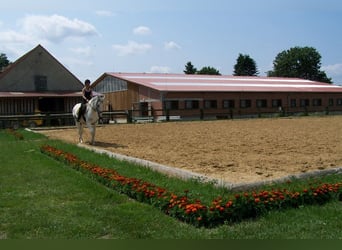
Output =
[
  {"x1": 78, "y1": 143, "x2": 342, "y2": 191},
  {"x1": 27, "y1": 127, "x2": 342, "y2": 191}
]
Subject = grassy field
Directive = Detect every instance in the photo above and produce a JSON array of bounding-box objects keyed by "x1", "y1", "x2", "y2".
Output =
[{"x1": 1, "y1": 128, "x2": 342, "y2": 239}]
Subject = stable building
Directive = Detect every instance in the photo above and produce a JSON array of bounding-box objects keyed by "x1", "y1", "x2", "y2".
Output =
[
  {"x1": 0, "y1": 44, "x2": 83, "y2": 126},
  {"x1": 92, "y1": 72, "x2": 342, "y2": 121}
]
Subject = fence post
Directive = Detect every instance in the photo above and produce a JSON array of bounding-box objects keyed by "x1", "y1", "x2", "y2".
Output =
[
  {"x1": 166, "y1": 109, "x2": 170, "y2": 121},
  {"x1": 127, "y1": 110, "x2": 133, "y2": 123},
  {"x1": 45, "y1": 113, "x2": 51, "y2": 126},
  {"x1": 325, "y1": 106, "x2": 329, "y2": 115},
  {"x1": 200, "y1": 109, "x2": 204, "y2": 120}
]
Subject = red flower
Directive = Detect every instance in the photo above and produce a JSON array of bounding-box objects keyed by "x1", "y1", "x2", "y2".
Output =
[
  {"x1": 40, "y1": 144, "x2": 342, "y2": 228},
  {"x1": 225, "y1": 201, "x2": 233, "y2": 208}
]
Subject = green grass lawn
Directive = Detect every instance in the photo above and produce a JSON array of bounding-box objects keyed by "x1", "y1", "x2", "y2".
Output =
[{"x1": 1, "y1": 129, "x2": 342, "y2": 239}]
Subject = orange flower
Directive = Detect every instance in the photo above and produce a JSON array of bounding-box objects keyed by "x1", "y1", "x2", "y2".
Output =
[{"x1": 41, "y1": 144, "x2": 342, "y2": 228}]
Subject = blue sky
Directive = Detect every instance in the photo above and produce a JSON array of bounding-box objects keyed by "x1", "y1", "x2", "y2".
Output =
[{"x1": 1, "y1": 0, "x2": 342, "y2": 84}]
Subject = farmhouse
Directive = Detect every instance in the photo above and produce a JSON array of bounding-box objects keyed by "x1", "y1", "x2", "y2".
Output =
[
  {"x1": 0, "y1": 45, "x2": 83, "y2": 127},
  {"x1": 92, "y1": 72, "x2": 342, "y2": 121}
]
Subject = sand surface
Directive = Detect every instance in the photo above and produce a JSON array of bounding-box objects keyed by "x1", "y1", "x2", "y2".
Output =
[{"x1": 38, "y1": 116, "x2": 342, "y2": 184}]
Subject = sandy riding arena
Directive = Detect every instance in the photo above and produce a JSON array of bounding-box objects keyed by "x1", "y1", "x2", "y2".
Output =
[{"x1": 38, "y1": 116, "x2": 342, "y2": 185}]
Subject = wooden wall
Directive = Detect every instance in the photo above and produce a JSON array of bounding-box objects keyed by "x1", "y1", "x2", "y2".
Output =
[
  {"x1": 102, "y1": 82, "x2": 140, "y2": 111},
  {"x1": 0, "y1": 96, "x2": 82, "y2": 115}
]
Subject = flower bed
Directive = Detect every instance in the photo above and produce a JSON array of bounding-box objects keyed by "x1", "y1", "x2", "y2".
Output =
[{"x1": 40, "y1": 144, "x2": 342, "y2": 228}]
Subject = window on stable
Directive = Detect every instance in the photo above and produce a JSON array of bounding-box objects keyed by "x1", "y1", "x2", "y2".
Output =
[
  {"x1": 240, "y1": 99, "x2": 251, "y2": 108},
  {"x1": 204, "y1": 100, "x2": 217, "y2": 109},
  {"x1": 185, "y1": 100, "x2": 200, "y2": 109},
  {"x1": 223, "y1": 100, "x2": 235, "y2": 109},
  {"x1": 256, "y1": 99, "x2": 267, "y2": 108}
]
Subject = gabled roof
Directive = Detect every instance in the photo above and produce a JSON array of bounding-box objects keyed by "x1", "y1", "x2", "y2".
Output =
[
  {"x1": 101, "y1": 72, "x2": 342, "y2": 93},
  {"x1": 0, "y1": 44, "x2": 83, "y2": 93}
]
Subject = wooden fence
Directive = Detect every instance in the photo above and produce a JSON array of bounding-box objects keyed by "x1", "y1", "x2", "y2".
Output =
[
  {"x1": 0, "y1": 111, "x2": 129, "y2": 129},
  {"x1": 1, "y1": 108, "x2": 338, "y2": 129}
]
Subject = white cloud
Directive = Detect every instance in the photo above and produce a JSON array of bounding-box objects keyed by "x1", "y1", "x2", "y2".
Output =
[
  {"x1": 133, "y1": 26, "x2": 151, "y2": 36},
  {"x1": 0, "y1": 30, "x2": 36, "y2": 59},
  {"x1": 19, "y1": 14, "x2": 98, "y2": 43},
  {"x1": 0, "y1": 15, "x2": 98, "y2": 61},
  {"x1": 95, "y1": 10, "x2": 114, "y2": 17},
  {"x1": 322, "y1": 63, "x2": 342, "y2": 76},
  {"x1": 149, "y1": 66, "x2": 171, "y2": 73},
  {"x1": 0, "y1": 30, "x2": 33, "y2": 44},
  {"x1": 164, "y1": 41, "x2": 181, "y2": 50},
  {"x1": 112, "y1": 41, "x2": 152, "y2": 56}
]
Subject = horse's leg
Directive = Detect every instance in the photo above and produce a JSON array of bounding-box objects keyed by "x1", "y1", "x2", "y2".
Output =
[
  {"x1": 88, "y1": 124, "x2": 96, "y2": 145},
  {"x1": 72, "y1": 103, "x2": 84, "y2": 144},
  {"x1": 77, "y1": 121, "x2": 84, "y2": 143}
]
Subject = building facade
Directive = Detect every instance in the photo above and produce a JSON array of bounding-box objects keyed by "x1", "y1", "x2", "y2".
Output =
[
  {"x1": 0, "y1": 45, "x2": 83, "y2": 126},
  {"x1": 92, "y1": 73, "x2": 342, "y2": 121}
]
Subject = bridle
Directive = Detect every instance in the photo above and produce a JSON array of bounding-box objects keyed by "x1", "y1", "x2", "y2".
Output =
[{"x1": 88, "y1": 95, "x2": 104, "y2": 121}]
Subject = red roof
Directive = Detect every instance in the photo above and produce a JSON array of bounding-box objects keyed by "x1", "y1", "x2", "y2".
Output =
[
  {"x1": 107, "y1": 73, "x2": 342, "y2": 93},
  {"x1": 0, "y1": 91, "x2": 82, "y2": 98}
]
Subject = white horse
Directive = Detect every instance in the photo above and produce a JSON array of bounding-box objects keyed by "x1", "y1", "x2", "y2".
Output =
[{"x1": 72, "y1": 95, "x2": 105, "y2": 145}]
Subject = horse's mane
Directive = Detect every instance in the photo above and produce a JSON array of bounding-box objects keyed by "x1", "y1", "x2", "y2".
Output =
[{"x1": 88, "y1": 95, "x2": 104, "y2": 109}]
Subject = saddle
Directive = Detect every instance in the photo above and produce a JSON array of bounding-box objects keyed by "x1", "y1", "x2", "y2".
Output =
[{"x1": 77, "y1": 103, "x2": 87, "y2": 122}]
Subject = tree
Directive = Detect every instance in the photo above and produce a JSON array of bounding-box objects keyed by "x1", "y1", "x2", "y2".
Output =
[
  {"x1": 183, "y1": 61, "x2": 197, "y2": 74},
  {"x1": 233, "y1": 54, "x2": 259, "y2": 76},
  {"x1": 197, "y1": 66, "x2": 221, "y2": 75},
  {"x1": 0, "y1": 53, "x2": 10, "y2": 70},
  {"x1": 267, "y1": 46, "x2": 332, "y2": 83}
]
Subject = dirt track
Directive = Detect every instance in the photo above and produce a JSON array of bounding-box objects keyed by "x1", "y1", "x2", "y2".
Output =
[{"x1": 38, "y1": 116, "x2": 342, "y2": 184}]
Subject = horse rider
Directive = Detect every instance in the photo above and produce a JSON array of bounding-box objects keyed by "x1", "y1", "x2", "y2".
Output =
[{"x1": 77, "y1": 79, "x2": 93, "y2": 122}]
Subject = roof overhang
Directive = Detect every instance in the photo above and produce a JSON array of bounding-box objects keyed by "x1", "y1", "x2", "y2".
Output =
[{"x1": 0, "y1": 91, "x2": 82, "y2": 98}]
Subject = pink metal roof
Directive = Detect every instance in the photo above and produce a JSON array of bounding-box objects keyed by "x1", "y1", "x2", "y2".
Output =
[{"x1": 107, "y1": 73, "x2": 342, "y2": 93}]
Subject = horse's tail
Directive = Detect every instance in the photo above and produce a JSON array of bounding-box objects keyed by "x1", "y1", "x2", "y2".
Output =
[{"x1": 72, "y1": 103, "x2": 82, "y2": 119}]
